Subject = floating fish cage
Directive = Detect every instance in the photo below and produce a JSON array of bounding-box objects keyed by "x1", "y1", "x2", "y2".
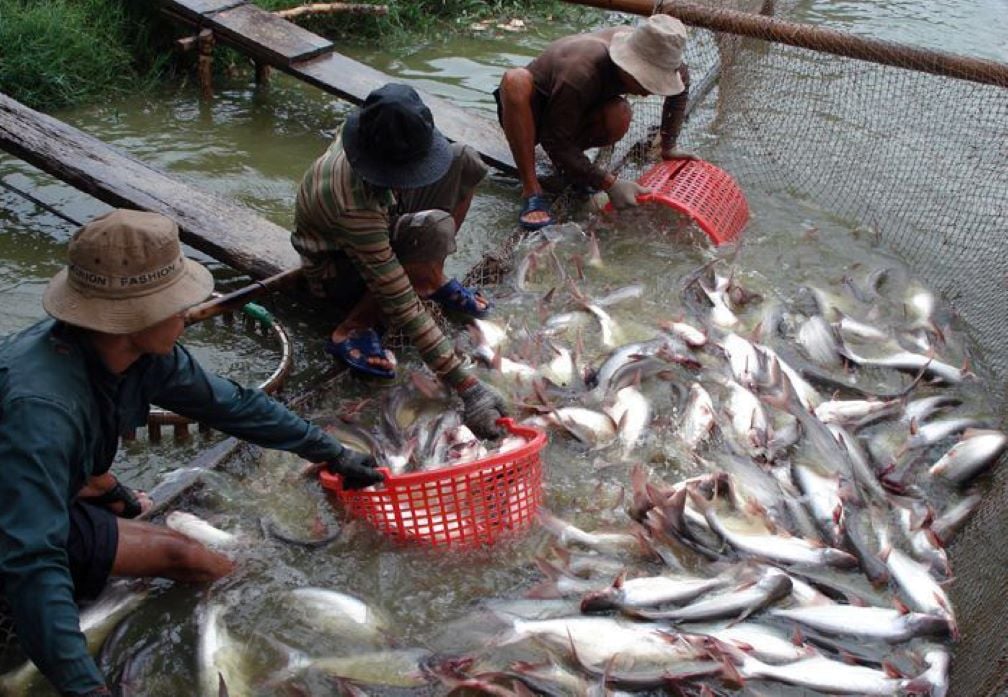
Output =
[{"x1": 319, "y1": 419, "x2": 547, "y2": 547}]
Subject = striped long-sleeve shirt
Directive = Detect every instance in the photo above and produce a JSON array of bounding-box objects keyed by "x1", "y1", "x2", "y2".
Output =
[{"x1": 291, "y1": 136, "x2": 471, "y2": 387}]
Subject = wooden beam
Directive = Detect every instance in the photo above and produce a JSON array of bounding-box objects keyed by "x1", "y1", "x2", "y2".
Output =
[
  {"x1": 276, "y1": 3, "x2": 389, "y2": 19},
  {"x1": 0, "y1": 92, "x2": 299, "y2": 279}
]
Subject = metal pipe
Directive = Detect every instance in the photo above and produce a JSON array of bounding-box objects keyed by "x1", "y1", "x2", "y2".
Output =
[{"x1": 563, "y1": 0, "x2": 1008, "y2": 88}]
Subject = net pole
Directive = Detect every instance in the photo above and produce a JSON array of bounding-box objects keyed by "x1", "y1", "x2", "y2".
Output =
[{"x1": 561, "y1": 0, "x2": 1008, "y2": 88}]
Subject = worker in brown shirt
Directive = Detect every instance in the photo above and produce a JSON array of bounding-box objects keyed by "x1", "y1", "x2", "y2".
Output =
[{"x1": 495, "y1": 14, "x2": 691, "y2": 230}]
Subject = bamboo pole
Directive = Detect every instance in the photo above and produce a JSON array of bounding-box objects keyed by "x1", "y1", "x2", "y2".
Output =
[
  {"x1": 275, "y1": 3, "x2": 389, "y2": 19},
  {"x1": 562, "y1": 0, "x2": 1008, "y2": 88},
  {"x1": 184, "y1": 267, "x2": 304, "y2": 325},
  {"x1": 197, "y1": 29, "x2": 215, "y2": 100}
]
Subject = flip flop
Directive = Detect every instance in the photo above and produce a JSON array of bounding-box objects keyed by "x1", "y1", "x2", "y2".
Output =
[
  {"x1": 324, "y1": 328, "x2": 397, "y2": 379},
  {"x1": 428, "y1": 278, "x2": 492, "y2": 319},
  {"x1": 518, "y1": 193, "x2": 555, "y2": 231}
]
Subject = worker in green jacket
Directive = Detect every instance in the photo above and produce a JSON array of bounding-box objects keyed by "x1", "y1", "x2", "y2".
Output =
[{"x1": 0, "y1": 209, "x2": 382, "y2": 696}]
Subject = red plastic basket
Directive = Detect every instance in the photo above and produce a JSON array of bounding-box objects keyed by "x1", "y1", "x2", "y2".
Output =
[
  {"x1": 607, "y1": 159, "x2": 750, "y2": 245},
  {"x1": 319, "y1": 418, "x2": 547, "y2": 547}
]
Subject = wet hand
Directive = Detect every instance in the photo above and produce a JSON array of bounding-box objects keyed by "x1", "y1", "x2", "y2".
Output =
[
  {"x1": 325, "y1": 449, "x2": 383, "y2": 490},
  {"x1": 458, "y1": 378, "x2": 509, "y2": 439}
]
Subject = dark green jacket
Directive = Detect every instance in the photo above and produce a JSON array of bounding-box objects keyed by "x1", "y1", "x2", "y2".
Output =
[{"x1": 0, "y1": 319, "x2": 345, "y2": 695}]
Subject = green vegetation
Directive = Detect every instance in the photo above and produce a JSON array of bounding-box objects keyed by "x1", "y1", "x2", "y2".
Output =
[
  {"x1": 256, "y1": 0, "x2": 586, "y2": 42},
  {"x1": 0, "y1": 0, "x2": 173, "y2": 111},
  {"x1": 0, "y1": 0, "x2": 584, "y2": 111}
]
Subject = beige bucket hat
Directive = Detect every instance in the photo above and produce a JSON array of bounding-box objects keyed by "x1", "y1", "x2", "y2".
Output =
[
  {"x1": 43, "y1": 209, "x2": 214, "y2": 334},
  {"x1": 609, "y1": 14, "x2": 688, "y2": 96}
]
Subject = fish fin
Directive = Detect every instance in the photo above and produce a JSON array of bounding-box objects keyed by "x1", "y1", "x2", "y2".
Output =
[
  {"x1": 218, "y1": 673, "x2": 229, "y2": 697},
  {"x1": 611, "y1": 570, "x2": 626, "y2": 589},
  {"x1": 894, "y1": 597, "x2": 911, "y2": 614},
  {"x1": 570, "y1": 254, "x2": 585, "y2": 281},
  {"x1": 839, "y1": 650, "x2": 860, "y2": 665},
  {"x1": 791, "y1": 626, "x2": 805, "y2": 646},
  {"x1": 882, "y1": 661, "x2": 907, "y2": 679},
  {"x1": 925, "y1": 527, "x2": 945, "y2": 550}
]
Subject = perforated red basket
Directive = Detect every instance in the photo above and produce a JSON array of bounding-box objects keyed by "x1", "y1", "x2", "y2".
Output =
[
  {"x1": 319, "y1": 418, "x2": 547, "y2": 547},
  {"x1": 607, "y1": 159, "x2": 750, "y2": 245}
]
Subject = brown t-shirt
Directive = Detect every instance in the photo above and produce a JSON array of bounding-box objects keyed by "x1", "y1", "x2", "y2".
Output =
[{"x1": 526, "y1": 26, "x2": 690, "y2": 189}]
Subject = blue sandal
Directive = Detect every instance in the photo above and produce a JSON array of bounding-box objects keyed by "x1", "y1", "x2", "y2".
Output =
[
  {"x1": 428, "y1": 278, "x2": 492, "y2": 319},
  {"x1": 324, "y1": 328, "x2": 397, "y2": 379},
  {"x1": 519, "y1": 193, "x2": 555, "y2": 231}
]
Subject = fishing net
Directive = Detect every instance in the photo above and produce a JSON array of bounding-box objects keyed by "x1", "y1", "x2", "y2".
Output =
[
  {"x1": 467, "y1": 1, "x2": 1008, "y2": 693},
  {"x1": 601, "y1": 2, "x2": 1008, "y2": 694}
]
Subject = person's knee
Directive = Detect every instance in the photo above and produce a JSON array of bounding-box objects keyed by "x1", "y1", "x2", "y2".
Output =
[{"x1": 607, "y1": 98, "x2": 633, "y2": 139}]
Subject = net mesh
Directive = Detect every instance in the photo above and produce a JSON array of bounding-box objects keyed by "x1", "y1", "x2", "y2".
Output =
[
  {"x1": 468, "y1": 2, "x2": 1008, "y2": 693},
  {"x1": 601, "y1": 3, "x2": 1008, "y2": 695}
]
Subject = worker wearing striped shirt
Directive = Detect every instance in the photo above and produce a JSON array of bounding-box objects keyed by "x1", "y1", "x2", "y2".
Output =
[{"x1": 291, "y1": 83, "x2": 507, "y2": 438}]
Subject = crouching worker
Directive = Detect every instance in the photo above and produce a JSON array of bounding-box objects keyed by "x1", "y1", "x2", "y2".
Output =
[
  {"x1": 0, "y1": 209, "x2": 383, "y2": 696},
  {"x1": 496, "y1": 14, "x2": 692, "y2": 230},
  {"x1": 291, "y1": 82, "x2": 508, "y2": 438}
]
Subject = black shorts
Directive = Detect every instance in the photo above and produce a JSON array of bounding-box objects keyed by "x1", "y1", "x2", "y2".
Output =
[{"x1": 66, "y1": 501, "x2": 119, "y2": 601}]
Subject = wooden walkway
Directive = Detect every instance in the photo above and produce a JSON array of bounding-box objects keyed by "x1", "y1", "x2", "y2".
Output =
[
  {"x1": 0, "y1": 93, "x2": 299, "y2": 278},
  {"x1": 160, "y1": 0, "x2": 516, "y2": 172}
]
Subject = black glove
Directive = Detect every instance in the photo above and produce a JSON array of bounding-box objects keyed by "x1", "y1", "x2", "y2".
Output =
[
  {"x1": 80, "y1": 480, "x2": 142, "y2": 519},
  {"x1": 325, "y1": 449, "x2": 383, "y2": 490},
  {"x1": 458, "y1": 379, "x2": 509, "y2": 439}
]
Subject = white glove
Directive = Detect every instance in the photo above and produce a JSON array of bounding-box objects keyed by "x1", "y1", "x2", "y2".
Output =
[{"x1": 606, "y1": 179, "x2": 651, "y2": 210}]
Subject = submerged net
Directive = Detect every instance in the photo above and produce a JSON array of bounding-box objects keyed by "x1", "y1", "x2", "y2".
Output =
[
  {"x1": 610, "y1": 3, "x2": 1008, "y2": 695},
  {"x1": 468, "y1": 2, "x2": 1008, "y2": 693}
]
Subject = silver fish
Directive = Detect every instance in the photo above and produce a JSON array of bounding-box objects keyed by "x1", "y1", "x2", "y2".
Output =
[
  {"x1": 931, "y1": 493, "x2": 983, "y2": 545},
  {"x1": 798, "y1": 315, "x2": 842, "y2": 367},
  {"x1": 839, "y1": 341, "x2": 965, "y2": 384},
  {"x1": 297, "y1": 649, "x2": 432, "y2": 687},
  {"x1": 722, "y1": 332, "x2": 762, "y2": 387},
  {"x1": 681, "y1": 621, "x2": 815, "y2": 663},
  {"x1": 505, "y1": 616, "x2": 707, "y2": 670},
  {"x1": 903, "y1": 417, "x2": 983, "y2": 451},
  {"x1": 286, "y1": 588, "x2": 388, "y2": 639},
  {"x1": 165, "y1": 511, "x2": 238, "y2": 549},
  {"x1": 768, "y1": 604, "x2": 950, "y2": 642},
  {"x1": 198, "y1": 601, "x2": 251, "y2": 697},
  {"x1": 680, "y1": 382, "x2": 716, "y2": 450},
  {"x1": 735, "y1": 653, "x2": 919, "y2": 695},
  {"x1": 834, "y1": 313, "x2": 890, "y2": 342},
  {"x1": 580, "y1": 572, "x2": 729, "y2": 612},
  {"x1": 549, "y1": 406, "x2": 617, "y2": 447},
  {"x1": 537, "y1": 510, "x2": 640, "y2": 556},
  {"x1": 928, "y1": 428, "x2": 1007, "y2": 484},
  {"x1": 723, "y1": 380, "x2": 769, "y2": 460},
  {"x1": 595, "y1": 284, "x2": 644, "y2": 307},
  {"x1": 814, "y1": 397, "x2": 899, "y2": 428},
  {"x1": 608, "y1": 385, "x2": 651, "y2": 458},
  {"x1": 900, "y1": 395, "x2": 961, "y2": 426},
  {"x1": 791, "y1": 462, "x2": 845, "y2": 549},
  {"x1": 627, "y1": 567, "x2": 792, "y2": 623},
  {"x1": 882, "y1": 544, "x2": 956, "y2": 627},
  {"x1": 693, "y1": 490, "x2": 857, "y2": 568}
]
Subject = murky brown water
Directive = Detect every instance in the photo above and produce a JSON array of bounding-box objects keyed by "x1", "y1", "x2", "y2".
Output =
[{"x1": 0, "y1": 2, "x2": 1003, "y2": 695}]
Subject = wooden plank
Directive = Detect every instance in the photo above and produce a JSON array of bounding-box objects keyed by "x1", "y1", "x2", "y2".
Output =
[
  {"x1": 158, "y1": 0, "x2": 516, "y2": 174},
  {"x1": 206, "y1": 4, "x2": 333, "y2": 66},
  {"x1": 169, "y1": 0, "x2": 246, "y2": 20},
  {"x1": 293, "y1": 52, "x2": 515, "y2": 172},
  {"x1": 0, "y1": 92, "x2": 299, "y2": 280}
]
